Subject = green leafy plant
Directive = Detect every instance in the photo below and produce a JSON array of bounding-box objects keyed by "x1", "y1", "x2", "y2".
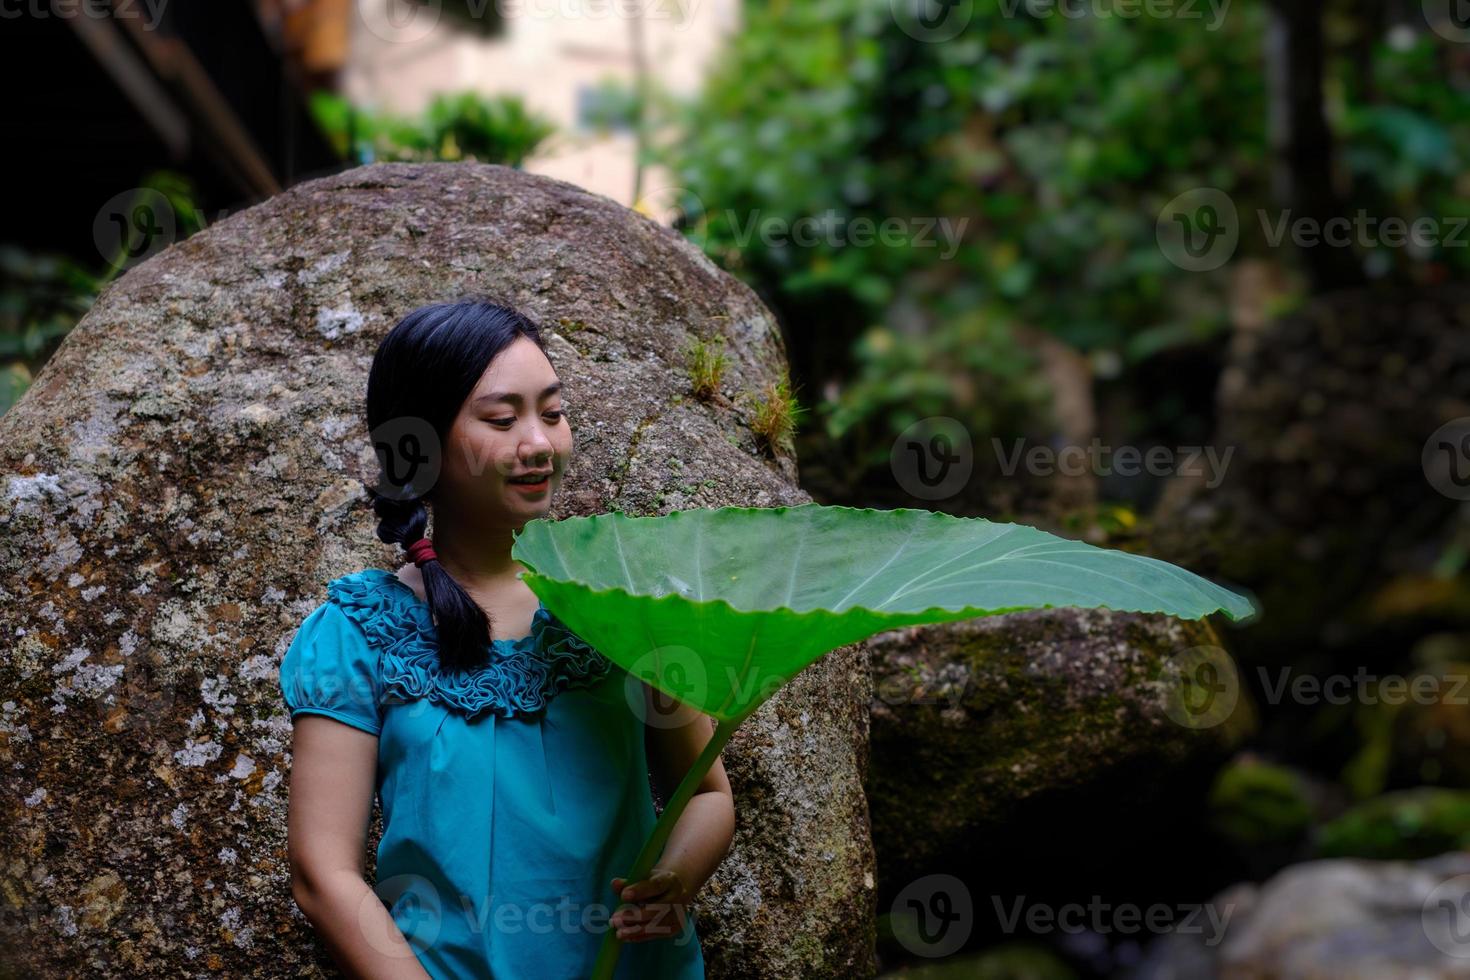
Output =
[
  {"x1": 1315, "y1": 788, "x2": 1470, "y2": 860},
  {"x1": 308, "y1": 90, "x2": 555, "y2": 166},
  {"x1": 0, "y1": 244, "x2": 103, "y2": 416},
  {"x1": 510, "y1": 503, "x2": 1258, "y2": 978},
  {"x1": 578, "y1": 77, "x2": 642, "y2": 135},
  {"x1": 1208, "y1": 758, "x2": 1314, "y2": 848},
  {"x1": 739, "y1": 375, "x2": 804, "y2": 455},
  {"x1": 683, "y1": 335, "x2": 728, "y2": 401}
]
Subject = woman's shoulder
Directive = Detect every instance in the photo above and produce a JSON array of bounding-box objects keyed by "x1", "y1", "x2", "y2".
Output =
[
  {"x1": 307, "y1": 567, "x2": 427, "y2": 660},
  {"x1": 279, "y1": 571, "x2": 400, "y2": 735},
  {"x1": 283, "y1": 567, "x2": 399, "y2": 652},
  {"x1": 325, "y1": 566, "x2": 415, "y2": 613},
  {"x1": 282, "y1": 568, "x2": 413, "y2": 677}
]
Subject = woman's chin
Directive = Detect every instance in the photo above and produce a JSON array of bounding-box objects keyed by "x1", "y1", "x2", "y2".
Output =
[{"x1": 503, "y1": 482, "x2": 555, "y2": 509}]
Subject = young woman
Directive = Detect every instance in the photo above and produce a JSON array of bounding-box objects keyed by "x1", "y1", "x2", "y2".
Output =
[{"x1": 280, "y1": 298, "x2": 733, "y2": 978}]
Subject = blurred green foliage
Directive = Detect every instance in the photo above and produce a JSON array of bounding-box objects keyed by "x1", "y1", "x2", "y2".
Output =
[
  {"x1": 1315, "y1": 787, "x2": 1470, "y2": 859},
  {"x1": 1, "y1": 169, "x2": 226, "y2": 416},
  {"x1": 1208, "y1": 757, "x2": 1315, "y2": 848},
  {"x1": 0, "y1": 246, "x2": 101, "y2": 416},
  {"x1": 578, "y1": 78, "x2": 642, "y2": 135},
  {"x1": 652, "y1": 0, "x2": 1470, "y2": 476},
  {"x1": 310, "y1": 90, "x2": 556, "y2": 166}
]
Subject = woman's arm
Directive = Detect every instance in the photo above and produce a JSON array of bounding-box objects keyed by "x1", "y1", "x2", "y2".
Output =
[
  {"x1": 611, "y1": 685, "x2": 735, "y2": 942},
  {"x1": 286, "y1": 716, "x2": 432, "y2": 979}
]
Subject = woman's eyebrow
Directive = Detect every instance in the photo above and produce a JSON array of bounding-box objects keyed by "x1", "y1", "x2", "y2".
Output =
[{"x1": 473, "y1": 382, "x2": 562, "y2": 406}]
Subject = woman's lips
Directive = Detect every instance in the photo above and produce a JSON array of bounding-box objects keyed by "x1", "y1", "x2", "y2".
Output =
[{"x1": 508, "y1": 476, "x2": 550, "y2": 494}]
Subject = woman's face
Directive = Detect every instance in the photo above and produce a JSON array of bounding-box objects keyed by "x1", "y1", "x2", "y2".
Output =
[{"x1": 437, "y1": 336, "x2": 571, "y2": 526}]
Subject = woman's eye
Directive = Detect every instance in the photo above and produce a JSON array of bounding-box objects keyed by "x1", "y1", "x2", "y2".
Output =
[{"x1": 486, "y1": 411, "x2": 565, "y2": 426}]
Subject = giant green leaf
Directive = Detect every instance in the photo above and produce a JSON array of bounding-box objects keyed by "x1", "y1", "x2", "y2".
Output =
[
  {"x1": 513, "y1": 503, "x2": 1256, "y2": 724},
  {"x1": 509, "y1": 502, "x2": 1258, "y2": 978}
]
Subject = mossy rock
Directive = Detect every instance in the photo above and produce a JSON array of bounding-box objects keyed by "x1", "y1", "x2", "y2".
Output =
[
  {"x1": 1314, "y1": 787, "x2": 1470, "y2": 860},
  {"x1": 868, "y1": 605, "x2": 1256, "y2": 899},
  {"x1": 1208, "y1": 757, "x2": 1314, "y2": 848}
]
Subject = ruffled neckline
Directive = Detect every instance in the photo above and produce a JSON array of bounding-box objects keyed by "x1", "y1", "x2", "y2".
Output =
[{"x1": 326, "y1": 568, "x2": 614, "y2": 720}]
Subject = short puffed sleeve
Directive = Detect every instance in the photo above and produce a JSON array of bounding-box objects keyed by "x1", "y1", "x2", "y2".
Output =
[{"x1": 279, "y1": 601, "x2": 384, "y2": 736}]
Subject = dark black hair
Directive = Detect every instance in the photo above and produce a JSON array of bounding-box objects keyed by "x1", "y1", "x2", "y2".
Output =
[{"x1": 363, "y1": 296, "x2": 548, "y2": 672}]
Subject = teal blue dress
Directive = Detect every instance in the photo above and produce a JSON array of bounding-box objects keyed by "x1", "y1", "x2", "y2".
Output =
[{"x1": 279, "y1": 569, "x2": 707, "y2": 979}]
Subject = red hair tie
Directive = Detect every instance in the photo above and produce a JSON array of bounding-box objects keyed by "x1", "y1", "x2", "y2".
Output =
[{"x1": 405, "y1": 537, "x2": 438, "y2": 567}]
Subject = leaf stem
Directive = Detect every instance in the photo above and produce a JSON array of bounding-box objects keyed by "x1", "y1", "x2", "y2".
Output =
[{"x1": 591, "y1": 716, "x2": 741, "y2": 980}]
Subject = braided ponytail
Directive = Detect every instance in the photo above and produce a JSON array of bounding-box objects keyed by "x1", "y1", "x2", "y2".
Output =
[{"x1": 365, "y1": 489, "x2": 494, "y2": 673}]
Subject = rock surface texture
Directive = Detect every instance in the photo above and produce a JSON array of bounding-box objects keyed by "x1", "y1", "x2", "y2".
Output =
[
  {"x1": 867, "y1": 606, "x2": 1255, "y2": 898},
  {"x1": 1150, "y1": 284, "x2": 1470, "y2": 649},
  {"x1": 0, "y1": 162, "x2": 876, "y2": 977},
  {"x1": 1130, "y1": 852, "x2": 1470, "y2": 979}
]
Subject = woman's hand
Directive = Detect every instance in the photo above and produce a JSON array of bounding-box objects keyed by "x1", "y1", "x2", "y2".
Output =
[{"x1": 608, "y1": 867, "x2": 692, "y2": 943}]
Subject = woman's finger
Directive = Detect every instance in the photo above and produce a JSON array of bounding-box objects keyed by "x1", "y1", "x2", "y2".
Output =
[
  {"x1": 614, "y1": 900, "x2": 673, "y2": 923},
  {"x1": 617, "y1": 903, "x2": 683, "y2": 933},
  {"x1": 616, "y1": 874, "x2": 674, "y2": 902}
]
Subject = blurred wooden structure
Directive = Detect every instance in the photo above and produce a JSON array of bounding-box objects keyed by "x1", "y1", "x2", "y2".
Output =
[{"x1": 4, "y1": 0, "x2": 345, "y2": 258}]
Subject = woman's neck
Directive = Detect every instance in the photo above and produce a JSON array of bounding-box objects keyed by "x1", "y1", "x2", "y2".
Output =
[{"x1": 425, "y1": 509, "x2": 523, "y2": 583}]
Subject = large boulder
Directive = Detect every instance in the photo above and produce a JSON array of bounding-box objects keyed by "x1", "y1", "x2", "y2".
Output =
[
  {"x1": 1150, "y1": 283, "x2": 1470, "y2": 651},
  {"x1": 1130, "y1": 851, "x2": 1470, "y2": 979},
  {"x1": 0, "y1": 162, "x2": 875, "y2": 977},
  {"x1": 867, "y1": 606, "x2": 1256, "y2": 901}
]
